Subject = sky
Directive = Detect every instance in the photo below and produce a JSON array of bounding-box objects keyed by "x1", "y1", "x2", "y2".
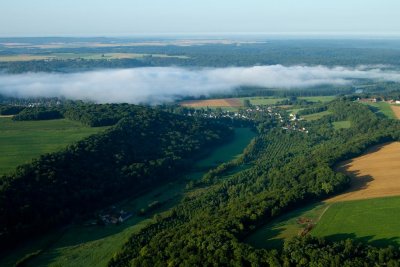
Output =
[{"x1": 0, "y1": 0, "x2": 400, "y2": 36}]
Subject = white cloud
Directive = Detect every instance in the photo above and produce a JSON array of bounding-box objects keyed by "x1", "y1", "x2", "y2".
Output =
[{"x1": 0, "y1": 65, "x2": 399, "y2": 104}]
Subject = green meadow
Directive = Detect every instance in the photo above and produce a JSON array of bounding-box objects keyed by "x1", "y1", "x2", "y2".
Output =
[
  {"x1": 298, "y1": 96, "x2": 337, "y2": 102},
  {"x1": 0, "y1": 118, "x2": 107, "y2": 175},
  {"x1": 332, "y1": 120, "x2": 351, "y2": 130},
  {"x1": 301, "y1": 110, "x2": 332, "y2": 121},
  {"x1": 364, "y1": 102, "x2": 396, "y2": 119},
  {"x1": 312, "y1": 197, "x2": 400, "y2": 246},
  {"x1": 245, "y1": 202, "x2": 329, "y2": 249},
  {"x1": 245, "y1": 196, "x2": 400, "y2": 250}
]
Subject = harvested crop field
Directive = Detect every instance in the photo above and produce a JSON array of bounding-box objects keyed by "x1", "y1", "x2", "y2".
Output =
[
  {"x1": 328, "y1": 142, "x2": 400, "y2": 202},
  {"x1": 391, "y1": 105, "x2": 400, "y2": 119},
  {"x1": 181, "y1": 98, "x2": 242, "y2": 107}
]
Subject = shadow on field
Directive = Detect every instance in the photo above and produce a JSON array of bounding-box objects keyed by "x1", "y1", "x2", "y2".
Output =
[
  {"x1": 324, "y1": 233, "x2": 400, "y2": 247},
  {"x1": 327, "y1": 170, "x2": 374, "y2": 202},
  {"x1": 244, "y1": 202, "x2": 327, "y2": 250}
]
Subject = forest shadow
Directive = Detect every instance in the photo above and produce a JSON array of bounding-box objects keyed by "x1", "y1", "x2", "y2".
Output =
[
  {"x1": 324, "y1": 233, "x2": 400, "y2": 247},
  {"x1": 244, "y1": 202, "x2": 327, "y2": 250}
]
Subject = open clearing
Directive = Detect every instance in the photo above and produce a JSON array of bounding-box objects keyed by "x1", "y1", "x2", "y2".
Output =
[
  {"x1": 332, "y1": 120, "x2": 351, "y2": 130},
  {"x1": 391, "y1": 105, "x2": 400, "y2": 119},
  {"x1": 181, "y1": 98, "x2": 243, "y2": 108},
  {"x1": 0, "y1": 128, "x2": 256, "y2": 267},
  {"x1": 301, "y1": 110, "x2": 332, "y2": 121},
  {"x1": 245, "y1": 142, "x2": 400, "y2": 249},
  {"x1": 0, "y1": 118, "x2": 107, "y2": 175}
]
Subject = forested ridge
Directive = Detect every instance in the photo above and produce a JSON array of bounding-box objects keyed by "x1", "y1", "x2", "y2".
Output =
[
  {"x1": 11, "y1": 103, "x2": 145, "y2": 127},
  {"x1": 0, "y1": 106, "x2": 233, "y2": 247},
  {"x1": 109, "y1": 100, "x2": 400, "y2": 266}
]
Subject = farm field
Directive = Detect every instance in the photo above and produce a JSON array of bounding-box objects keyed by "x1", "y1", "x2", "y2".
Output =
[
  {"x1": 245, "y1": 142, "x2": 400, "y2": 249},
  {"x1": 364, "y1": 102, "x2": 396, "y2": 119},
  {"x1": 312, "y1": 196, "x2": 400, "y2": 246},
  {"x1": 0, "y1": 128, "x2": 256, "y2": 267},
  {"x1": 391, "y1": 105, "x2": 400, "y2": 119},
  {"x1": 181, "y1": 98, "x2": 243, "y2": 108},
  {"x1": 301, "y1": 110, "x2": 332, "y2": 121},
  {"x1": 0, "y1": 118, "x2": 107, "y2": 175},
  {"x1": 0, "y1": 53, "x2": 188, "y2": 62},
  {"x1": 245, "y1": 202, "x2": 329, "y2": 249},
  {"x1": 329, "y1": 142, "x2": 400, "y2": 202}
]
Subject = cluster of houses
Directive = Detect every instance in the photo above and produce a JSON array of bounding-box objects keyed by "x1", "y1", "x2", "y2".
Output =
[
  {"x1": 186, "y1": 105, "x2": 286, "y2": 121},
  {"x1": 357, "y1": 97, "x2": 400, "y2": 104},
  {"x1": 185, "y1": 105, "x2": 308, "y2": 133},
  {"x1": 98, "y1": 207, "x2": 133, "y2": 225}
]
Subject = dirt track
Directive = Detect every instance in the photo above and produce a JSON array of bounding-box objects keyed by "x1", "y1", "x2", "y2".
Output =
[
  {"x1": 181, "y1": 98, "x2": 242, "y2": 107},
  {"x1": 391, "y1": 105, "x2": 400, "y2": 119},
  {"x1": 327, "y1": 142, "x2": 400, "y2": 202}
]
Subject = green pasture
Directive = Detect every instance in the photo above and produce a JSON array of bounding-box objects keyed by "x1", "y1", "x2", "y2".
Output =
[
  {"x1": 312, "y1": 197, "x2": 400, "y2": 247},
  {"x1": 301, "y1": 110, "x2": 332, "y2": 121},
  {"x1": 363, "y1": 102, "x2": 396, "y2": 119},
  {"x1": 245, "y1": 196, "x2": 400, "y2": 250},
  {"x1": 0, "y1": 118, "x2": 107, "y2": 175},
  {"x1": 333, "y1": 120, "x2": 351, "y2": 130}
]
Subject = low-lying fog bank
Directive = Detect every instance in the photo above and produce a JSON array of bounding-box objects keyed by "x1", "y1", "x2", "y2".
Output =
[{"x1": 0, "y1": 65, "x2": 399, "y2": 104}]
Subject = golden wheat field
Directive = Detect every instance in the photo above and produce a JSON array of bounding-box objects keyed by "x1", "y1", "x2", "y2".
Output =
[
  {"x1": 328, "y1": 142, "x2": 400, "y2": 202},
  {"x1": 180, "y1": 98, "x2": 242, "y2": 107}
]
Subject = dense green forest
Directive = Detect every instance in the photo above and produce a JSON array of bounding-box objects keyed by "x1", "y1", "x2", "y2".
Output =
[
  {"x1": 108, "y1": 99, "x2": 400, "y2": 266},
  {"x1": 2, "y1": 39, "x2": 400, "y2": 73},
  {"x1": 0, "y1": 106, "x2": 233, "y2": 247}
]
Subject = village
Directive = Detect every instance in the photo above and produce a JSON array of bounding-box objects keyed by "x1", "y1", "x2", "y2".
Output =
[{"x1": 183, "y1": 104, "x2": 309, "y2": 133}]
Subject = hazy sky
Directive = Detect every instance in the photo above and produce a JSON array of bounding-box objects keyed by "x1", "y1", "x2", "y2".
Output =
[{"x1": 1, "y1": 0, "x2": 400, "y2": 36}]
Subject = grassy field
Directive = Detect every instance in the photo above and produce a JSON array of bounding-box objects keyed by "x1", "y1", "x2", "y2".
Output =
[
  {"x1": 246, "y1": 196, "x2": 400, "y2": 249},
  {"x1": 0, "y1": 118, "x2": 107, "y2": 175},
  {"x1": 239, "y1": 97, "x2": 285, "y2": 106},
  {"x1": 0, "y1": 128, "x2": 256, "y2": 267},
  {"x1": 332, "y1": 120, "x2": 351, "y2": 130},
  {"x1": 313, "y1": 197, "x2": 400, "y2": 246},
  {"x1": 301, "y1": 110, "x2": 332, "y2": 121},
  {"x1": 363, "y1": 102, "x2": 396, "y2": 119},
  {"x1": 0, "y1": 53, "x2": 188, "y2": 62},
  {"x1": 245, "y1": 202, "x2": 328, "y2": 249}
]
